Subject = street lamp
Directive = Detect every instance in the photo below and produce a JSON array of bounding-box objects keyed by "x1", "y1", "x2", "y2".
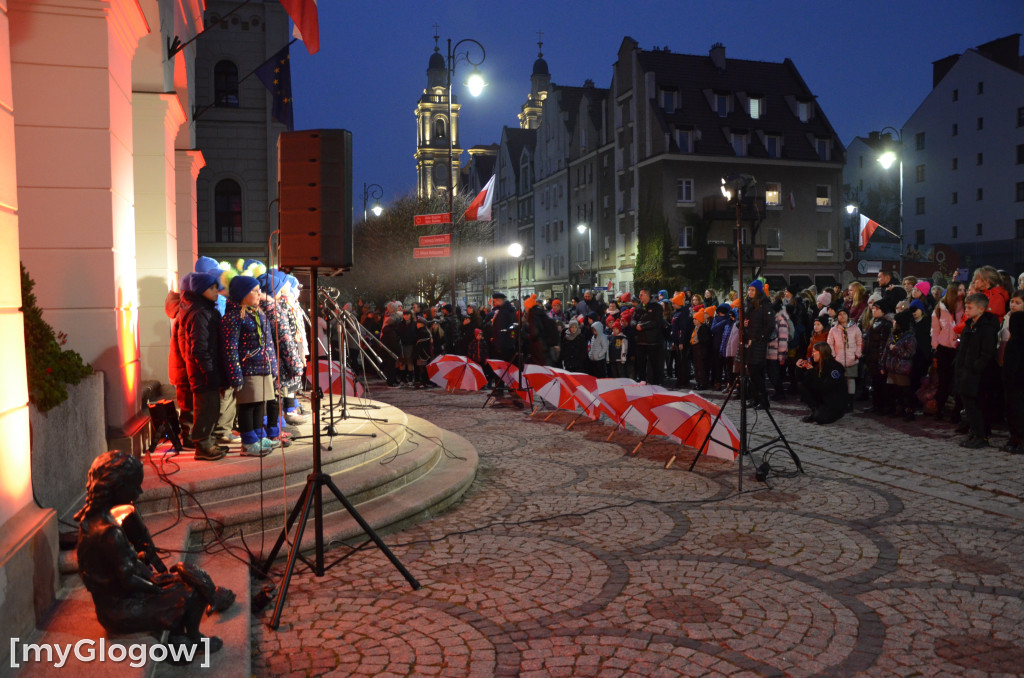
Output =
[
  {"x1": 875, "y1": 127, "x2": 904, "y2": 279},
  {"x1": 576, "y1": 223, "x2": 593, "y2": 294},
  {"x1": 477, "y1": 255, "x2": 488, "y2": 303},
  {"x1": 444, "y1": 36, "x2": 487, "y2": 313},
  {"x1": 362, "y1": 182, "x2": 383, "y2": 223}
]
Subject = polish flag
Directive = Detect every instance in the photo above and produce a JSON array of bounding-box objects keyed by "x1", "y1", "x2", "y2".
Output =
[
  {"x1": 788, "y1": 191, "x2": 796, "y2": 210},
  {"x1": 859, "y1": 214, "x2": 881, "y2": 251},
  {"x1": 283, "y1": 0, "x2": 319, "y2": 54},
  {"x1": 464, "y1": 175, "x2": 495, "y2": 222}
]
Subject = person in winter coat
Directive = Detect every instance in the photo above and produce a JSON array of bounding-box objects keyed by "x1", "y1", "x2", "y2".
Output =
[
  {"x1": 1001, "y1": 292, "x2": 1024, "y2": 453},
  {"x1": 221, "y1": 276, "x2": 277, "y2": 457},
  {"x1": 881, "y1": 310, "x2": 919, "y2": 421},
  {"x1": 608, "y1": 322, "x2": 628, "y2": 377},
  {"x1": 796, "y1": 342, "x2": 846, "y2": 424},
  {"x1": 827, "y1": 308, "x2": 862, "y2": 411},
  {"x1": 743, "y1": 280, "x2": 771, "y2": 408},
  {"x1": 166, "y1": 273, "x2": 198, "y2": 446},
  {"x1": 971, "y1": 266, "x2": 1009, "y2": 323},
  {"x1": 690, "y1": 309, "x2": 712, "y2": 389},
  {"x1": 806, "y1": 318, "x2": 830, "y2": 360},
  {"x1": 721, "y1": 307, "x2": 740, "y2": 387},
  {"x1": 634, "y1": 289, "x2": 665, "y2": 385},
  {"x1": 863, "y1": 299, "x2": 894, "y2": 414},
  {"x1": 953, "y1": 293, "x2": 1000, "y2": 448},
  {"x1": 709, "y1": 303, "x2": 732, "y2": 389},
  {"x1": 670, "y1": 293, "x2": 693, "y2": 387},
  {"x1": 560, "y1": 320, "x2": 588, "y2": 373},
  {"x1": 177, "y1": 272, "x2": 228, "y2": 460},
  {"x1": 931, "y1": 283, "x2": 963, "y2": 419},
  {"x1": 413, "y1": 316, "x2": 434, "y2": 388},
  {"x1": 587, "y1": 321, "x2": 609, "y2": 377},
  {"x1": 380, "y1": 315, "x2": 402, "y2": 387},
  {"x1": 765, "y1": 295, "x2": 791, "y2": 401}
]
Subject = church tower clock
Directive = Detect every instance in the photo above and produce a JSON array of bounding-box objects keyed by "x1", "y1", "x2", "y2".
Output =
[{"x1": 415, "y1": 33, "x2": 461, "y2": 200}]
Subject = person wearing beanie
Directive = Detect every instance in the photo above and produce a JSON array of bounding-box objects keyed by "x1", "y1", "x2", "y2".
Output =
[
  {"x1": 863, "y1": 298, "x2": 894, "y2": 414},
  {"x1": 560, "y1": 318, "x2": 587, "y2": 373},
  {"x1": 911, "y1": 280, "x2": 935, "y2": 314},
  {"x1": 748, "y1": 279, "x2": 764, "y2": 295},
  {"x1": 413, "y1": 316, "x2": 433, "y2": 388},
  {"x1": 908, "y1": 299, "x2": 933, "y2": 415},
  {"x1": 796, "y1": 341, "x2": 847, "y2": 424},
  {"x1": 744, "y1": 278, "x2": 772, "y2": 409},
  {"x1": 669, "y1": 293, "x2": 692, "y2": 387},
  {"x1": 690, "y1": 308, "x2": 712, "y2": 389},
  {"x1": 709, "y1": 302, "x2": 733, "y2": 389},
  {"x1": 195, "y1": 256, "x2": 220, "y2": 275},
  {"x1": 164, "y1": 273, "x2": 197, "y2": 447},
  {"x1": 177, "y1": 271, "x2": 229, "y2": 460},
  {"x1": 222, "y1": 275, "x2": 276, "y2": 457},
  {"x1": 953, "y1": 292, "x2": 999, "y2": 447},
  {"x1": 608, "y1": 321, "x2": 628, "y2": 378},
  {"x1": 826, "y1": 308, "x2": 862, "y2": 412},
  {"x1": 881, "y1": 310, "x2": 919, "y2": 421}
]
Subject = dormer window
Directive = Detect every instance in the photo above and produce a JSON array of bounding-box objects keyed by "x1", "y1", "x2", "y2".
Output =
[
  {"x1": 731, "y1": 132, "x2": 748, "y2": 157},
  {"x1": 797, "y1": 100, "x2": 812, "y2": 122},
  {"x1": 661, "y1": 89, "x2": 676, "y2": 114},
  {"x1": 715, "y1": 93, "x2": 729, "y2": 117},
  {"x1": 764, "y1": 135, "x2": 781, "y2": 158},
  {"x1": 675, "y1": 128, "x2": 692, "y2": 153},
  {"x1": 749, "y1": 97, "x2": 763, "y2": 119},
  {"x1": 815, "y1": 138, "x2": 832, "y2": 161}
]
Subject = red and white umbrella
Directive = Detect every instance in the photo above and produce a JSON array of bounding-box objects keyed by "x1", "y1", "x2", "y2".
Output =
[
  {"x1": 307, "y1": 360, "x2": 364, "y2": 397},
  {"x1": 484, "y1": 358, "x2": 532, "y2": 404},
  {"x1": 597, "y1": 383, "x2": 672, "y2": 438},
  {"x1": 662, "y1": 391, "x2": 741, "y2": 467},
  {"x1": 426, "y1": 355, "x2": 482, "y2": 391},
  {"x1": 566, "y1": 377, "x2": 635, "y2": 428}
]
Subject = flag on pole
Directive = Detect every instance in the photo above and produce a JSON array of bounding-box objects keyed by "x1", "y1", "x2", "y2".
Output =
[
  {"x1": 464, "y1": 175, "x2": 495, "y2": 222},
  {"x1": 281, "y1": 0, "x2": 320, "y2": 55},
  {"x1": 254, "y1": 44, "x2": 294, "y2": 130},
  {"x1": 788, "y1": 191, "x2": 796, "y2": 210},
  {"x1": 858, "y1": 213, "x2": 882, "y2": 251}
]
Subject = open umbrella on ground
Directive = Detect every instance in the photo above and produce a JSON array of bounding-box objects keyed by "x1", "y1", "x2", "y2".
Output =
[
  {"x1": 662, "y1": 391, "x2": 741, "y2": 467},
  {"x1": 518, "y1": 365, "x2": 560, "y2": 415},
  {"x1": 427, "y1": 355, "x2": 487, "y2": 391},
  {"x1": 565, "y1": 377, "x2": 636, "y2": 429},
  {"x1": 597, "y1": 383, "x2": 673, "y2": 440},
  {"x1": 307, "y1": 360, "x2": 365, "y2": 397},
  {"x1": 484, "y1": 359, "x2": 532, "y2": 406}
]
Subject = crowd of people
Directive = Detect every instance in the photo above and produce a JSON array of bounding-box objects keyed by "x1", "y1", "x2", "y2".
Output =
[{"x1": 167, "y1": 253, "x2": 1024, "y2": 460}]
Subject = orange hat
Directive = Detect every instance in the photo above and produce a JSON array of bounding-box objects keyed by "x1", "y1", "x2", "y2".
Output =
[
  {"x1": 551, "y1": 298, "x2": 561, "y2": 307},
  {"x1": 671, "y1": 292, "x2": 687, "y2": 306},
  {"x1": 694, "y1": 309, "x2": 707, "y2": 324},
  {"x1": 523, "y1": 294, "x2": 538, "y2": 312},
  {"x1": 730, "y1": 298, "x2": 741, "y2": 308}
]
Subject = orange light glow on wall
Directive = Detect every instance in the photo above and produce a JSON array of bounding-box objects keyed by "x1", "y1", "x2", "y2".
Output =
[
  {"x1": 0, "y1": 408, "x2": 33, "y2": 522},
  {"x1": 120, "y1": 298, "x2": 140, "y2": 410}
]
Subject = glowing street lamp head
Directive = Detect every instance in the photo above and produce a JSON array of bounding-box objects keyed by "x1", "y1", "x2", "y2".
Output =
[
  {"x1": 508, "y1": 242, "x2": 523, "y2": 258},
  {"x1": 466, "y1": 67, "x2": 486, "y2": 97},
  {"x1": 878, "y1": 151, "x2": 897, "y2": 170},
  {"x1": 371, "y1": 203, "x2": 383, "y2": 217},
  {"x1": 846, "y1": 204, "x2": 857, "y2": 215},
  {"x1": 577, "y1": 223, "x2": 588, "y2": 234},
  {"x1": 476, "y1": 255, "x2": 484, "y2": 263}
]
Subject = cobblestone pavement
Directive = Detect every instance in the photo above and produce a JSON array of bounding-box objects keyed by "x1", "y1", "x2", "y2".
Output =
[{"x1": 252, "y1": 385, "x2": 1024, "y2": 677}]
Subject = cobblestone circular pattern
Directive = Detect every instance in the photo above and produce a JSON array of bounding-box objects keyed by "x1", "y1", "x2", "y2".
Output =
[
  {"x1": 576, "y1": 559, "x2": 860, "y2": 675},
  {"x1": 663, "y1": 508, "x2": 880, "y2": 581},
  {"x1": 515, "y1": 493, "x2": 680, "y2": 551},
  {"x1": 933, "y1": 633, "x2": 1024, "y2": 673},
  {"x1": 645, "y1": 594, "x2": 724, "y2": 625},
  {"x1": 750, "y1": 489, "x2": 800, "y2": 503},
  {"x1": 484, "y1": 455, "x2": 581, "y2": 490},
  {"x1": 574, "y1": 463, "x2": 723, "y2": 501},
  {"x1": 932, "y1": 552, "x2": 1010, "y2": 576},
  {"x1": 736, "y1": 475, "x2": 897, "y2": 521},
  {"x1": 430, "y1": 562, "x2": 497, "y2": 583}
]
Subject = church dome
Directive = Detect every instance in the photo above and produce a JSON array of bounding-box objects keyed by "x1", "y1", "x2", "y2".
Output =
[
  {"x1": 532, "y1": 56, "x2": 549, "y2": 76},
  {"x1": 428, "y1": 51, "x2": 445, "y2": 71}
]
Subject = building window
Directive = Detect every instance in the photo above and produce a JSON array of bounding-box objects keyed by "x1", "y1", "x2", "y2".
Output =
[
  {"x1": 749, "y1": 97, "x2": 763, "y2": 119},
  {"x1": 661, "y1": 90, "x2": 675, "y2": 113},
  {"x1": 977, "y1": 117, "x2": 984, "y2": 130},
  {"x1": 977, "y1": 152, "x2": 984, "y2": 165},
  {"x1": 915, "y1": 229, "x2": 925, "y2": 246},
  {"x1": 815, "y1": 138, "x2": 831, "y2": 161},
  {"x1": 797, "y1": 101, "x2": 811, "y2": 122},
  {"x1": 915, "y1": 164, "x2": 925, "y2": 182},
  {"x1": 1019, "y1": 107, "x2": 1024, "y2": 127},
  {"x1": 732, "y1": 133, "x2": 747, "y2": 156},
  {"x1": 915, "y1": 132, "x2": 925, "y2": 150},
  {"x1": 676, "y1": 178, "x2": 694, "y2": 203},
  {"x1": 1017, "y1": 219, "x2": 1024, "y2": 239},
  {"x1": 765, "y1": 227, "x2": 781, "y2": 251},
  {"x1": 679, "y1": 226, "x2": 694, "y2": 249},
  {"x1": 815, "y1": 229, "x2": 831, "y2": 251},
  {"x1": 1017, "y1": 181, "x2": 1024, "y2": 202},
  {"x1": 214, "y1": 60, "x2": 239, "y2": 107},
  {"x1": 434, "y1": 117, "x2": 447, "y2": 140},
  {"x1": 915, "y1": 197, "x2": 925, "y2": 214},
  {"x1": 732, "y1": 227, "x2": 749, "y2": 244},
  {"x1": 952, "y1": 123, "x2": 958, "y2": 136},
  {"x1": 1017, "y1": 144, "x2": 1024, "y2": 164},
  {"x1": 815, "y1": 184, "x2": 831, "y2": 208},
  {"x1": 977, "y1": 223, "x2": 983, "y2": 236},
  {"x1": 676, "y1": 129, "x2": 691, "y2": 153},
  {"x1": 214, "y1": 179, "x2": 242, "y2": 242},
  {"x1": 952, "y1": 157, "x2": 958, "y2": 170},
  {"x1": 952, "y1": 225, "x2": 958, "y2": 239},
  {"x1": 953, "y1": 88, "x2": 958, "y2": 102},
  {"x1": 765, "y1": 182, "x2": 781, "y2": 208},
  {"x1": 952, "y1": 191, "x2": 958, "y2": 204},
  {"x1": 764, "y1": 135, "x2": 781, "y2": 158},
  {"x1": 977, "y1": 188, "x2": 983, "y2": 201},
  {"x1": 715, "y1": 93, "x2": 729, "y2": 117},
  {"x1": 977, "y1": 81, "x2": 984, "y2": 94}
]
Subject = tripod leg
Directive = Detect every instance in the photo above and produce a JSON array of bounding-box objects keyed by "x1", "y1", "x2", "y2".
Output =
[
  {"x1": 260, "y1": 479, "x2": 313, "y2": 573},
  {"x1": 268, "y1": 477, "x2": 318, "y2": 629},
  {"x1": 322, "y1": 476, "x2": 420, "y2": 590}
]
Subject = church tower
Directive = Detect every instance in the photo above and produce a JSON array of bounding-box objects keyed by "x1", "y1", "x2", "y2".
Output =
[
  {"x1": 518, "y1": 36, "x2": 550, "y2": 129},
  {"x1": 415, "y1": 33, "x2": 461, "y2": 199}
]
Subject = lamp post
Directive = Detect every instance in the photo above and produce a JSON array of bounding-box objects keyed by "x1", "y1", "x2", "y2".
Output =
[
  {"x1": 476, "y1": 255, "x2": 488, "y2": 304},
  {"x1": 362, "y1": 182, "x2": 383, "y2": 223},
  {"x1": 576, "y1": 223, "x2": 593, "y2": 294},
  {"x1": 508, "y1": 242, "x2": 524, "y2": 393},
  {"x1": 876, "y1": 127, "x2": 904, "y2": 279},
  {"x1": 445, "y1": 36, "x2": 486, "y2": 313}
]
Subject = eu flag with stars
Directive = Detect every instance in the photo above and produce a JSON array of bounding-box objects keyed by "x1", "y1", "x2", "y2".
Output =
[{"x1": 255, "y1": 44, "x2": 294, "y2": 131}]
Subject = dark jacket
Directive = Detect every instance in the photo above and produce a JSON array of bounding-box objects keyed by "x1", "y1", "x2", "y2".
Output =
[
  {"x1": 954, "y1": 311, "x2": 999, "y2": 398},
  {"x1": 222, "y1": 300, "x2": 277, "y2": 389},
  {"x1": 864, "y1": 316, "x2": 893, "y2": 369},
  {"x1": 1004, "y1": 311, "x2": 1024, "y2": 387},
  {"x1": 743, "y1": 296, "x2": 771, "y2": 365},
  {"x1": 801, "y1": 357, "x2": 847, "y2": 422},
  {"x1": 635, "y1": 301, "x2": 664, "y2": 345},
  {"x1": 490, "y1": 302, "x2": 517, "y2": 355},
  {"x1": 560, "y1": 326, "x2": 588, "y2": 372},
  {"x1": 165, "y1": 290, "x2": 188, "y2": 388},
  {"x1": 177, "y1": 291, "x2": 225, "y2": 392},
  {"x1": 670, "y1": 309, "x2": 693, "y2": 347}
]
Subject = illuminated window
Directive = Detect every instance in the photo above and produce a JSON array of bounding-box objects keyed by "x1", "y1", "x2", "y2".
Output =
[
  {"x1": 765, "y1": 182, "x2": 781, "y2": 208},
  {"x1": 749, "y1": 97, "x2": 763, "y2": 119},
  {"x1": 214, "y1": 179, "x2": 242, "y2": 242},
  {"x1": 797, "y1": 101, "x2": 811, "y2": 122},
  {"x1": 815, "y1": 185, "x2": 831, "y2": 208},
  {"x1": 214, "y1": 61, "x2": 239, "y2": 107}
]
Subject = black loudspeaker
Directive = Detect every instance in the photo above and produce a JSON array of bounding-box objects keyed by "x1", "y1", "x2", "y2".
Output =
[{"x1": 278, "y1": 129, "x2": 353, "y2": 270}]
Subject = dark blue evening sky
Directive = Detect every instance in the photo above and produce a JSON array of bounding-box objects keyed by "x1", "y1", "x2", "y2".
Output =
[{"x1": 290, "y1": 0, "x2": 1023, "y2": 212}]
